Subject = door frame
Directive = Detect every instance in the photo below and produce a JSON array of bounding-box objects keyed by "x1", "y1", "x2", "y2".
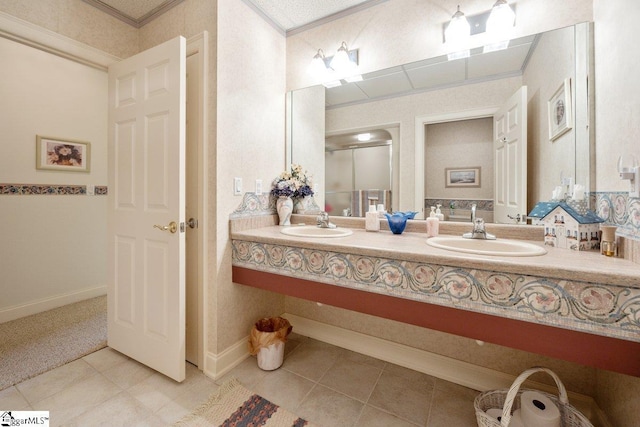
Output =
[
  {"x1": 414, "y1": 107, "x2": 499, "y2": 219},
  {"x1": 185, "y1": 33, "x2": 209, "y2": 369}
]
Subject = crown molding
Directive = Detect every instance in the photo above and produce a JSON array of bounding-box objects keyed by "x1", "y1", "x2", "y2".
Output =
[
  {"x1": 0, "y1": 11, "x2": 120, "y2": 70},
  {"x1": 81, "y1": 0, "x2": 184, "y2": 28}
]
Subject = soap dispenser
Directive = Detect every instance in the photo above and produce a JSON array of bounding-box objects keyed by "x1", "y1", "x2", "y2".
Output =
[
  {"x1": 435, "y1": 204, "x2": 445, "y2": 221},
  {"x1": 427, "y1": 206, "x2": 439, "y2": 237},
  {"x1": 365, "y1": 204, "x2": 380, "y2": 232}
]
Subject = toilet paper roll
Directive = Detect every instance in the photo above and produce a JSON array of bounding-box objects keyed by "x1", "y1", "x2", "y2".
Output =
[
  {"x1": 486, "y1": 408, "x2": 503, "y2": 421},
  {"x1": 485, "y1": 408, "x2": 524, "y2": 426},
  {"x1": 509, "y1": 409, "x2": 525, "y2": 427},
  {"x1": 520, "y1": 391, "x2": 561, "y2": 427}
]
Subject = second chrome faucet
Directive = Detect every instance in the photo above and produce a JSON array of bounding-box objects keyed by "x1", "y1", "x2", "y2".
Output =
[{"x1": 464, "y1": 204, "x2": 496, "y2": 240}]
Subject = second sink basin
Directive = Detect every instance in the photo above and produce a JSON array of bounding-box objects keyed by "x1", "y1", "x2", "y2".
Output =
[
  {"x1": 281, "y1": 225, "x2": 353, "y2": 238},
  {"x1": 426, "y1": 236, "x2": 547, "y2": 256}
]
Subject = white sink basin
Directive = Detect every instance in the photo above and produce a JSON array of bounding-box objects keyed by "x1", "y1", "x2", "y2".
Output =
[
  {"x1": 426, "y1": 236, "x2": 547, "y2": 257},
  {"x1": 280, "y1": 225, "x2": 353, "y2": 238}
]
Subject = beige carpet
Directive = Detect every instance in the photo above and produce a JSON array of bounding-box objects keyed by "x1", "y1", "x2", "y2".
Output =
[
  {"x1": 174, "y1": 378, "x2": 316, "y2": 427},
  {"x1": 0, "y1": 296, "x2": 107, "y2": 390}
]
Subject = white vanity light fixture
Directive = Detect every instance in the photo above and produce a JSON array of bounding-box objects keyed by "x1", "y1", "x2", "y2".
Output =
[
  {"x1": 484, "y1": 0, "x2": 516, "y2": 52},
  {"x1": 618, "y1": 155, "x2": 640, "y2": 197},
  {"x1": 310, "y1": 42, "x2": 360, "y2": 87},
  {"x1": 444, "y1": 5, "x2": 471, "y2": 60},
  {"x1": 357, "y1": 133, "x2": 371, "y2": 142}
]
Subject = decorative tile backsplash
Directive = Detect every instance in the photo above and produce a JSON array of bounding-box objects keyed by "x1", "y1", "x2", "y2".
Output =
[
  {"x1": 425, "y1": 198, "x2": 493, "y2": 212},
  {"x1": 0, "y1": 183, "x2": 108, "y2": 195},
  {"x1": 595, "y1": 192, "x2": 640, "y2": 240},
  {"x1": 230, "y1": 193, "x2": 274, "y2": 218}
]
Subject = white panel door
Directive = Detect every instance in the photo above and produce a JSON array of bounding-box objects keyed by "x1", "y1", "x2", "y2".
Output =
[
  {"x1": 107, "y1": 36, "x2": 186, "y2": 382},
  {"x1": 494, "y1": 86, "x2": 527, "y2": 224}
]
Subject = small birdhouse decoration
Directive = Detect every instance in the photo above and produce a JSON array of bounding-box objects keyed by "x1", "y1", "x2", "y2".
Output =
[{"x1": 528, "y1": 201, "x2": 605, "y2": 251}]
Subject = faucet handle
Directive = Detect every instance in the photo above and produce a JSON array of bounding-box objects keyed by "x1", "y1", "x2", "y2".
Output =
[
  {"x1": 507, "y1": 214, "x2": 522, "y2": 223},
  {"x1": 472, "y1": 218, "x2": 485, "y2": 232},
  {"x1": 316, "y1": 211, "x2": 328, "y2": 225}
]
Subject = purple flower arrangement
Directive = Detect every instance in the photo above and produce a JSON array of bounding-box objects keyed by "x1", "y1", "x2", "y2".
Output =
[{"x1": 270, "y1": 164, "x2": 314, "y2": 199}]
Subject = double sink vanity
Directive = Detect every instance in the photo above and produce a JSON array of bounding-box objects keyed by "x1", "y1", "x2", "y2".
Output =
[{"x1": 231, "y1": 213, "x2": 640, "y2": 377}]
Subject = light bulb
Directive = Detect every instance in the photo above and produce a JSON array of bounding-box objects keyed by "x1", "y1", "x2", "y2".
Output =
[
  {"x1": 330, "y1": 42, "x2": 356, "y2": 75},
  {"x1": 308, "y1": 49, "x2": 328, "y2": 79},
  {"x1": 486, "y1": 0, "x2": 515, "y2": 42},
  {"x1": 444, "y1": 5, "x2": 471, "y2": 56}
]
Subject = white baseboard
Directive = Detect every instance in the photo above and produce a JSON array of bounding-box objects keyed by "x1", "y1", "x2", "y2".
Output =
[
  {"x1": 283, "y1": 313, "x2": 609, "y2": 427},
  {"x1": 204, "y1": 335, "x2": 251, "y2": 381},
  {"x1": 0, "y1": 286, "x2": 107, "y2": 323}
]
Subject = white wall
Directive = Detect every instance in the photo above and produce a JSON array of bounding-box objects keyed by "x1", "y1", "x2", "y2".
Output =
[
  {"x1": 0, "y1": 37, "x2": 107, "y2": 319},
  {"x1": 523, "y1": 25, "x2": 576, "y2": 208},
  {"x1": 594, "y1": 0, "x2": 640, "y2": 192},
  {"x1": 425, "y1": 118, "x2": 493, "y2": 200}
]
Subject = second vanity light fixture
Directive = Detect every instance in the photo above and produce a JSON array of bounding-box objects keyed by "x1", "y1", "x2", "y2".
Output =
[
  {"x1": 444, "y1": 1, "x2": 516, "y2": 59},
  {"x1": 309, "y1": 41, "x2": 360, "y2": 87}
]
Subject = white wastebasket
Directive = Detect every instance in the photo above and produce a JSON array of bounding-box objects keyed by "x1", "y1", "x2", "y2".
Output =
[
  {"x1": 257, "y1": 341, "x2": 285, "y2": 370},
  {"x1": 248, "y1": 317, "x2": 292, "y2": 371}
]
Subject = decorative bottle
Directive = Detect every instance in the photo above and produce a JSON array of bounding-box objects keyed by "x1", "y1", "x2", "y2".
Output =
[
  {"x1": 365, "y1": 204, "x2": 380, "y2": 232},
  {"x1": 426, "y1": 206, "x2": 439, "y2": 237}
]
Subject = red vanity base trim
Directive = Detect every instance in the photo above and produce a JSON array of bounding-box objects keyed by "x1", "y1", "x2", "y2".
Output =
[{"x1": 233, "y1": 266, "x2": 640, "y2": 377}]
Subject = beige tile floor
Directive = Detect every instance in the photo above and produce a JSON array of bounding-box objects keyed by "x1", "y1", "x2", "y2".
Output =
[{"x1": 0, "y1": 333, "x2": 479, "y2": 426}]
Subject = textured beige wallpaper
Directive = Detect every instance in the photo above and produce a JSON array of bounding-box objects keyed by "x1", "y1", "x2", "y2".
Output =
[
  {"x1": 214, "y1": 0, "x2": 287, "y2": 352},
  {"x1": 0, "y1": 0, "x2": 138, "y2": 58}
]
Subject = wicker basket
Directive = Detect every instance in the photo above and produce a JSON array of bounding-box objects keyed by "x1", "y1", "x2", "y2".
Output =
[{"x1": 474, "y1": 367, "x2": 593, "y2": 427}]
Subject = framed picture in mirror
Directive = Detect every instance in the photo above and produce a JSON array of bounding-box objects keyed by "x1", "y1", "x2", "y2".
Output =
[
  {"x1": 445, "y1": 167, "x2": 481, "y2": 188},
  {"x1": 548, "y1": 78, "x2": 573, "y2": 141}
]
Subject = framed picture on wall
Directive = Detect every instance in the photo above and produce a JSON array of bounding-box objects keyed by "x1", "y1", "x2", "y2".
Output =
[
  {"x1": 36, "y1": 135, "x2": 91, "y2": 172},
  {"x1": 548, "y1": 78, "x2": 573, "y2": 141},
  {"x1": 445, "y1": 167, "x2": 481, "y2": 188}
]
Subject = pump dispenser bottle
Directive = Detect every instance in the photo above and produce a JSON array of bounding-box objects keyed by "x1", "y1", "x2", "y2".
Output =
[
  {"x1": 427, "y1": 206, "x2": 439, "y2": 237},
  {"x1": 365, "y1": 204, "x2": 380, "y2": 232},
  {"x1": 435, "y1": 204, "x2": 445, "y2": 221}
]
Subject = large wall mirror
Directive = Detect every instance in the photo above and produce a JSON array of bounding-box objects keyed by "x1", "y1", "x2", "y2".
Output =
[{"x1": 287, "y1": 22, "x2": 594, "y2": 224}]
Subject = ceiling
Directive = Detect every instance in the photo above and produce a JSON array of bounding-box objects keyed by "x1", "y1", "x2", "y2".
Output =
[{"x1": 82, "y1": 0, "x2": 379, "y2": 31}]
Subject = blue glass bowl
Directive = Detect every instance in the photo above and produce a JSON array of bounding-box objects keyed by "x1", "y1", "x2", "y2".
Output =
[{"x1": 385, "y1": 213, "x2": 408, "y2": 234}]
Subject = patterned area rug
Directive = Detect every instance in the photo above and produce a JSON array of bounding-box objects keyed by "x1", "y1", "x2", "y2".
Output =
[
  {"x1": 174, "y1": 378, "x2": 315, "y2": 427},
  {"x1": 0, "y1": 296, "x2": 107, "y2": 390}
]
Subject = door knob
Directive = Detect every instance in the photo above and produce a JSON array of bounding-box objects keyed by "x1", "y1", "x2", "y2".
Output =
[
  {"x1": 153, "y1": 221, "x2": 178, "y2": 233},
  {"x1": 187, "y1": 218, "x2": 198, "y2": 229}
]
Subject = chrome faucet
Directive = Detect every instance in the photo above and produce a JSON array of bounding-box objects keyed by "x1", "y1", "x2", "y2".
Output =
[
  {"x1": 463, "y1": 218, "x2": 496, "y2": 240},
  {"x1": 463, "y1": 205, "x2": 496, "y2": 240},
  {"x1": 316, "y1": 211, "x2": 337, "y2": 229}
]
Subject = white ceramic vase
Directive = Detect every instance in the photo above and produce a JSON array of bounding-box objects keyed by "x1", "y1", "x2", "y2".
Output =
[{"x1": 276, "y1": 196, "x2": 293, "y2": 226}]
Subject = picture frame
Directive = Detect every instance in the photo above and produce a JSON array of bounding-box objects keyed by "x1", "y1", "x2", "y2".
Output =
[
  {"x1": 445, "y1": 167, "x2": 481, "y2": 188},
  {"x1": 548, "y1": 78, "x2": 573, "y2": 141},
  {"x1": 36, "y1": 135, "x2": 91, "y2": 172}
]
